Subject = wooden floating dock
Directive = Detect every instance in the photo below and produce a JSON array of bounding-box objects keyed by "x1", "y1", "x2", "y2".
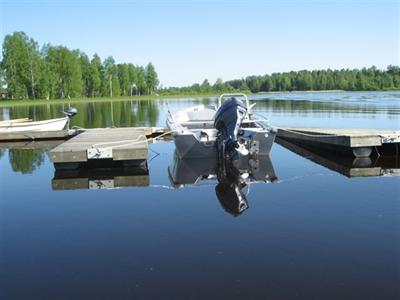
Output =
[
  {"x1": 277, "y1": 127, "x2": 400, "y2": 157},
  {"x1": 50, "y1": 127, "x2": 157, "y2": 170},
  {"x1": 276, "y1": 137, "x2": 400, "y2": 178},
  {"x1": 0, "y1": 126, "x2": 165, "y2": 142}
]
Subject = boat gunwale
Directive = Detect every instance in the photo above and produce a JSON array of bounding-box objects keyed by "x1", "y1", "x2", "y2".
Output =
[{"x1": 0, "y1": 117, "x2": 68, "y2": 128}]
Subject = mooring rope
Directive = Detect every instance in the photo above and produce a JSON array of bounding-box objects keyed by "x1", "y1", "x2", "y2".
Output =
[
  {"x1": 277, "y1": 127, "x2": 339, "y2": 138},
  {"x1": 89, "y1": 130, "x2": 176, "y2": 151}
]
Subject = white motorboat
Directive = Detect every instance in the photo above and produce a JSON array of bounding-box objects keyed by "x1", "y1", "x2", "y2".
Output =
[
  {"x1": 0, "y1": 107, "x2": 77, "y2": 133},
  {"x1": 166, "y1": 93, "x2": 277, "y2": 159}
]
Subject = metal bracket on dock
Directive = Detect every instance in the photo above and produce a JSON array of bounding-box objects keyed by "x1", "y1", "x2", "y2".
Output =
[
  {"x1": 380, "y1": 134, "x2": 400, "y2": 144},
  {"x1": 89, "y1": 179, "x2": 114, "y2": 189},
  {"x1": 87, "y1": 148, "x2": 113, "y2": 159}
]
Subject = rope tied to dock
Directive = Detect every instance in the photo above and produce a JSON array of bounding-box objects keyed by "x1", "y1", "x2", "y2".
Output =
[
  {"x1": 89, "y1": 130, "x2": 176, "y2": 151},
  {"x1": 91, "y1": 135, "x2": 149, "y2": 150},
  {"x1": 277, "y1": 127, "x2": 338, "y2": 137}
]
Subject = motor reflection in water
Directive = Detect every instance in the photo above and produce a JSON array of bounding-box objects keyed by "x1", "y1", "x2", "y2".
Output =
[{"x1": 168, "y1": 151, "x2": 278, "y2": 216}]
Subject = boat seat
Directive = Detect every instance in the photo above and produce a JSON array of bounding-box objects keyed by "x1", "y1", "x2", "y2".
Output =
[
  {"x1": 181, "y1": 121, "x2": 215, "y2": 129},
  {"x1": 186, "y1": 110, "x2": 215, "y2": 121}
]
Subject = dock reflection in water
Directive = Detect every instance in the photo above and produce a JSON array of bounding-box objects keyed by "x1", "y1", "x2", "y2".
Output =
[
  {"x1": 276, "y1": 137, "x2": 400, "y2": 178},
  {"x1": 52, "y1": 166, "x2": 149, "y2": 190},
  {"x1": 168, "y1": 152, "x2": 278, "y2": 216}
]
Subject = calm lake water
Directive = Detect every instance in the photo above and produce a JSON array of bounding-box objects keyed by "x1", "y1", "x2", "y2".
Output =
[{"x1": 1, "y1": 91, "x2": 400, "y2": 299}]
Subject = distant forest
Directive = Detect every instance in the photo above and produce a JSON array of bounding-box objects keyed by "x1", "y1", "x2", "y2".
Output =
[
  {"x1": 1, "y1": 32, "x2": 399, "y2": 100},
  {"x1": 1, "y1": 32, "x2": 159, "y2": 100},
  {"x1": 161, "y1": 65, "x2": 400, "y2": 95}
]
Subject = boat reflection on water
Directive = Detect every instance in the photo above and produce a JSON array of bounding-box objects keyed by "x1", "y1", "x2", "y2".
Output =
[{"x1": 168, "y1": 152, "x2": 278, "y2": 216}]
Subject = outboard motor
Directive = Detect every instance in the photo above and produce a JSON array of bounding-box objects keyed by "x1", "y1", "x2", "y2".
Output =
[
  {"x1": 65, "y1": 107, "x2": 78, "y2": 118},
  {"x1": 214, "y1": 97, "x2": 247, "y2": 161},
  {"x1": 64, "y1": 107, "x2": 77, "y2": 130}
]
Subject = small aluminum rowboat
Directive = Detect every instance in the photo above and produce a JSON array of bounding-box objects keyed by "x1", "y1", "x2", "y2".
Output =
[{"x1": 0, "y1": 107, "x2": 77, "y2": 133}]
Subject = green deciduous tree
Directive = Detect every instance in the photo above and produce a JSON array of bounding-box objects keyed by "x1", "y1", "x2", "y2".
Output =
[
  {"x1": 200, "y1": 79, "x2": 211, "y2": 93},
  {"x1": 79, "y1": 52, "x2": 91, "y2": 97},
  {"x1": 118, "y1": 64, "x2": 130, "y2": 96},
  {"x1": 136, "y1": 66, "x2": 146, "y2": 95},
  {"x1": 2, "y1": 32, "x2": 42, "y2": 99},
  {"x1": 89, "y1": 54, "x2": 102, "y2": 97},
  {"x1": 101, "y1": 56, "x2": 120, "y2": 97},
  {"x1": 45, "y1": 46, "x2": 82, "y2": 98},
  {"x1": 145, "y1": 63, "x2": 159, "y2": 95}
]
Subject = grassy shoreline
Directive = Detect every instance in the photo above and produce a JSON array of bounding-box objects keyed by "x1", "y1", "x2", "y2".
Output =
[{"x1": 0, "y1": 89, "x2": 399, "y2": 108}]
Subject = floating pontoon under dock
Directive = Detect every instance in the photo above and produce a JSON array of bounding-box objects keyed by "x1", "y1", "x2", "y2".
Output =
[
  {"x1": 276, "y1": 137, "x2": 399, "y2": 178},
  {"x1": 277, "y1": 127, "x2": 400, "y2": 157}
]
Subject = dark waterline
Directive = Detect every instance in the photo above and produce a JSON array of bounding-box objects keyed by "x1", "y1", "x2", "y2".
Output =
[{"x1": 1, "y1": 91, "x2": 399, "y2": 299}]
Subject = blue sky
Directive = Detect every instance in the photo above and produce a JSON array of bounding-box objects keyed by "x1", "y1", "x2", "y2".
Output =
[{"x1": 1, "y1": 0, "x2": 399, "y2": 87}]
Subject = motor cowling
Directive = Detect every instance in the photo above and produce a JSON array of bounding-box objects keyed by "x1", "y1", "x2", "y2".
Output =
[
  {"x1": 214, "y1": 97, "x2": 247, "y2": 160},
  {"x1": 65, "y1": 107, "x2": 78, "y2": 118}
]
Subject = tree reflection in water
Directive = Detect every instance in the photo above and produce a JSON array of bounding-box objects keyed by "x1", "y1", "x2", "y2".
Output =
[
  {"x1": 3, "y1": 99, "x2": 160, "y2": 129},
  {"x1": 8, "y1": 148, "x2": 45, "y2": 174}
]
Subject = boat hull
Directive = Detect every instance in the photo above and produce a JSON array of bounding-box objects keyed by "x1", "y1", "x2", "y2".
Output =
[
  {"x1": 0, "y1": 117, "x2": 69, "y2": 133},
  {"x1": 173, "y1": 128, "x2": 276, "y2": 159},
  {"x1": 173, "y1": 132, "x2": 218, "y2": 158}
]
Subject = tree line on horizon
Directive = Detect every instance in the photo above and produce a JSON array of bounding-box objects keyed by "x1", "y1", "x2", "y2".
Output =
[
  {"x1": 1, "y1": 32, "x2": 159, "y2": 100},
  {"x1": 1, "y1": 32, "x2": 399, "y2": 101},
  {"x1": 161, "y1": 65, "x2": 400, "y2": 95}
]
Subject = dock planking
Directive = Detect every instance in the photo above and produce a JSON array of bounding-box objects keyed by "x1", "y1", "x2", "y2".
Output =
[
  {"x1": 277, "y1": 127, "x2": 400, "y2": 157},
  {"x1": 50, "y1": 128, "x2": 152, "y2": 169}
]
